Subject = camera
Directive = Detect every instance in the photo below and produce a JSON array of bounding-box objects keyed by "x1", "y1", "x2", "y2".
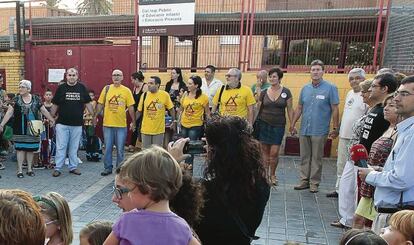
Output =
[{"x1": 183, "y1": 140, "x2": 207, "y2": 155}]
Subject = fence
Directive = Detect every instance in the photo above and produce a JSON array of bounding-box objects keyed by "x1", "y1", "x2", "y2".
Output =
[
  {"x1": 17, "y1": 0, "x2": 395, "y2": 72},
  {"x1": 382, "y1": 0, "x2": 414, "y2": 74}
]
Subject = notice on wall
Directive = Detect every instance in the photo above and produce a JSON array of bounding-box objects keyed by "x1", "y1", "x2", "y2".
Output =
[
  {"x1": 48, "y1": 69, "x2": 66, "y2": 83},
  {"x1": 139, "y1": 0, "x2": 195, "y2": 36}
]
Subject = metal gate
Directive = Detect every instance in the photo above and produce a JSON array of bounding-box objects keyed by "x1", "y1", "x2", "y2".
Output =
[{"x1": 25, "y1": 42, "x2": 138, "y2": 94}]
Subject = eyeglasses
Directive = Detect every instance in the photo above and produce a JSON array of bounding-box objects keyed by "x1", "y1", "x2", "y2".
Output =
[
  {"x1": 225, "y1": 74, "x2": 237, "y2": 78},
  {"x1": 45, "y1": 220, "x2": 58, "y2": 227},
  {"x1": 393, "y1": 90, "x2": 414, "y2": 98},
  {"x1": 113, "y1": 186, "x2": 131, "y2": 199},
  {"x1": 112, "y1": 74, "x2": 123, "y2": 77},
  {"x1": 370, "y1": 84, "x2": 382, "y2": 88},
  {"x1": 67, "y1": 74, "x2": 77, "y2": 77},
  {"x1": 349, "y1": 76, "x2": 363, "y2": 81},
  {"x1": 19, "y1": 86, "x2": 27, "y2": 89}
]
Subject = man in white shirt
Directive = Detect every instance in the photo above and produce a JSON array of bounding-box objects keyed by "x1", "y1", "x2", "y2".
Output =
[
  {"x1": 330, "y1": 68, "x2": 368, "y2": 228},
  {"x1": 201, "y1": 65, "x2": 223, "y2": 109}
]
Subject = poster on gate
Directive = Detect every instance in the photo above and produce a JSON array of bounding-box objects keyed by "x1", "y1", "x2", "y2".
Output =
[{"x1": 139, "y1": 0, "x2": 195, "y2": 36}]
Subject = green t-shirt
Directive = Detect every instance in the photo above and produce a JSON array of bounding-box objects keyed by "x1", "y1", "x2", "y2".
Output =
[{"x1": 251, "y1": 82, "x2": 271, "y2": 95}]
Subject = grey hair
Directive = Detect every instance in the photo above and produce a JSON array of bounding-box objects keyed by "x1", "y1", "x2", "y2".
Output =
[
  {"x1": 19, "y1": 79, "x2": 32, "y2": 91},
  {"x1": 377, "y1": 68, "x2": 395, "y2": 76},
  {"x1": 229, "y1": 68, "x2": 242, "y2": 81},
  {"x1": 348, "y1": 68, "x2": 366, "y2": 79},
  {"x1": 257, "y1": 70, "x2": 268, "y2": 79}
]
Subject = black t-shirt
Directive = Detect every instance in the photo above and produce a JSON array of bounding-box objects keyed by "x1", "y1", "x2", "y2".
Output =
[
  {"x1": 52, "y1": 82, "x2": 92, "y2": 126},
  {"x1": 359, "y1": 104, "x2": 390, "y2": 152}
]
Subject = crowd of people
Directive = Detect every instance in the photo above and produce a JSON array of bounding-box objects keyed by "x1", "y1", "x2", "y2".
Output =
[{"x1": 0, "y1": 61, "x2": 414, "y2": 244}]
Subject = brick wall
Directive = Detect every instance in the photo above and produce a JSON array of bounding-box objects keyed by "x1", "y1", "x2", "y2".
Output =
[{"x1": 0, "y1": 51, "x2": 24, "y2": 93}]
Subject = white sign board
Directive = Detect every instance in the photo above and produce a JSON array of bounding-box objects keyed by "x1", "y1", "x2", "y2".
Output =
[{"x1": 48, "y1": 69, "x2": 66, "y2": 83}]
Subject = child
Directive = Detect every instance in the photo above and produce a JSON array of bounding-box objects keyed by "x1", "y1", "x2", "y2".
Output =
[
  {"x1": 34, "y1": 192, "x2": 73, "y2": 245},
  {"x1": 80, "y1": 221, "x2": 113, "y2": 245},
  {"x1": 103, "y1": 145, "x2": 200, "y2": 245},
  {"x1": 36, "y1": 89, "x2": 55, "y2": 169},
  {"x1": 340, "y1": 229, "x2": 387, "y2": 245}
]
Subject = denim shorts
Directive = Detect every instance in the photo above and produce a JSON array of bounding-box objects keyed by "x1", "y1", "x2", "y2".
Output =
[{"x1": 257, "y1": 120, "x2": 285, "y2": 145}]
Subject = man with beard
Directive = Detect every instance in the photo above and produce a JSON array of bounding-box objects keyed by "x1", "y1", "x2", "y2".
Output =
[{"x1": 211, "y1": 68, "x2": 256, "y2": 126}]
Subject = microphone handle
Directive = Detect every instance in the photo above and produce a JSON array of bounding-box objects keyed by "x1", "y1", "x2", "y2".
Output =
[{"x1": 358, "y1": 159, "x2": 368, "y2": 168}]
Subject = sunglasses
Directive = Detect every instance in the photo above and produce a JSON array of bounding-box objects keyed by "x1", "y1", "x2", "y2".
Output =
[{"x1": 112, "y1": 186, "x2": 131, "y2": 199}]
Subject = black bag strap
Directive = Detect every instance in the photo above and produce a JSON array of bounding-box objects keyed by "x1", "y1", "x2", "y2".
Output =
[{"x1": 216, "y1": 85, "x2": 225, "y2": 112}]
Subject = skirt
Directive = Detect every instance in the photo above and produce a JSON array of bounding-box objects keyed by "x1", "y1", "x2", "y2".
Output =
[
  {"x1": 13, "y1": 134, "x2": 40, "y2": 151},
  {"x1": 257, "y1": 120, "x2": 285, "y2": 145}
]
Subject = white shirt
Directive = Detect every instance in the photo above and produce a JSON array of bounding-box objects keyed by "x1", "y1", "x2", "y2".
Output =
[
  {"x1": 201, "y1": 77, "x2": 223, "y2": 107},
  {"x1": 339, "y1": 90, "x2": 367, "y2": 139}
]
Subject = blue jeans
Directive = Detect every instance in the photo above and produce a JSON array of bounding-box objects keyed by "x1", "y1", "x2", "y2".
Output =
[
  {"x1": 103, "y1": 126, "x2": 127, "y2": 171},
  {"x1": 181, "y1": 125, "x2": 204, "y2": 164},
  {"x1": 55, "y1": 124, "x2": 82, "y2": 171}
]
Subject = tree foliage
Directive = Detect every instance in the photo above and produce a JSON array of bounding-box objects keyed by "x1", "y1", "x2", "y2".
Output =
[{"x1": 77, "y1": 0, "x2": 113, "y2": 15}]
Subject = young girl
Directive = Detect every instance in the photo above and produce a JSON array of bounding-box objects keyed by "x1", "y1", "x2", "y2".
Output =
[
  {"x1": 34, "y1": 192, "x2": 73, "y2": 245},
  {"x1": 80, "y1": 221, "x2": 113, "y2": 245},
  {"x1": 103, "y1": 145, "x2": 200, "y2": 245}
]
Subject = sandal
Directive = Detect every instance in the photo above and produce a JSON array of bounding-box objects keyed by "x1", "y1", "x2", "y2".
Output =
[
  {"x1": 26, "y1": 171, "x2": 35, "y2": 177},
  {"x1": 17, "y1": 172, "x2": 24, "y2": 178},
  {"x1": 270, "y1": 176, "x2": 278, "y2": 186}
]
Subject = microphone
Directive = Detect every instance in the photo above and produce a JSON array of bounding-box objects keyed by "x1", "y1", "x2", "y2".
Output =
[{"x1": 350, "y1": 144, "x2": 368, "y2": 168}]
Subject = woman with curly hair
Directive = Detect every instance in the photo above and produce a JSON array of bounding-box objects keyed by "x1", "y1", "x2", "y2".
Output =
[{"x1": 170, "y1": 115, "x2": 270, "y2": 245}]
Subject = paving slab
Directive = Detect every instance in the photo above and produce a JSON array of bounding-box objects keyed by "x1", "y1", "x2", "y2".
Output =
[{"x1": 0, "y1": 153, "x2": 346, "y2": 244}]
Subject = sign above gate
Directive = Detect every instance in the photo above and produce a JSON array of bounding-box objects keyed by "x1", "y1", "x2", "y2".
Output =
[{"x1": 139, "y1": 0, "x2": 195, "y2": 36}]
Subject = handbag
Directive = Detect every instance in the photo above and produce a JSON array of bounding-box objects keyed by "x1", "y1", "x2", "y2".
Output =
[
  {"x1": 28, "y1": 120, "x2": 45, "y2": 137},
  {"x1": 376, "y1": 192, "x2": 414, "y2": 213}
]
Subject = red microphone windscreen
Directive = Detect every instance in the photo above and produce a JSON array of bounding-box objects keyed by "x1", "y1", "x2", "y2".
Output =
[{"x1": 350, "y1": 144, "x2": 369, "y2": 162}]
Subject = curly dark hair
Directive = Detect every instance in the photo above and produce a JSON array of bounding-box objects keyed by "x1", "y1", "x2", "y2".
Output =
[
  {"x1": 204, "y1": 115, "x2": 268, "y2": 207},
  {"x1": 170, "y1": 172, "x2": 205, "y2": 227},
  {"x1": 340, "y1": 229, "x2": 387, "y2": 245}
]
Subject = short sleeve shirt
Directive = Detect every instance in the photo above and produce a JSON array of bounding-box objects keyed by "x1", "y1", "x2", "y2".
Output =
[
  {"x1": 299, "y1": 80, "x2": 339, "y2": 136},
  {"x1": 212, "y1": 85, "x2": 256, "y2": 118},
  {"x1": 98, "y1": 84, "x2": 135, "y2": 128},
  {"x1": 52, "y1": 82, "x2": 92, "y2": 126},
  {"x1": 138, "y1": 90, "x2": 174, "y2": 135},
  {"x1": 180, "y1": 93, "x2": 209, "y2": 128}
]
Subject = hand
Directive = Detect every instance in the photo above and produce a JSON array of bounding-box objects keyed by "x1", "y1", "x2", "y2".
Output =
[
  {"x1": 49, "y1": 119, "x2": 55, "y2": 127},
  {"x1": 289, "y1": 126, "x2": 297, "y2": 136},
  {"x1": 129, "y1": 122, "x2": 136, "y2": 131},
  {"x1": 329, "y1": 129, "x2": 339, "y2": 139},
  {"x1": 168, "y1": 138, "x2": 191, "y2": 163},
  {"x1": 169, "y1": 121, "x2": 177, "y2": 131},
  {"x1": 358, "y1": 168, "x2": 373, "y2": 182}
]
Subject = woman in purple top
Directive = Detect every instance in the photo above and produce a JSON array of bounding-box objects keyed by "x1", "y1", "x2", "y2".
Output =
[
  {"x1": 103, "y1": 146, "x2": 200, "y2": 245},
  {"x1": 255, "y1": 67, "x2": 294, "y2": 185}
]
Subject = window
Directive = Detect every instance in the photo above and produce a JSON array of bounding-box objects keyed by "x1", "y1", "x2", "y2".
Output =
[
  {"x1": 220, "y1": 35, "x2": 240, "y2": 45},
  {"x1": 141, "y1": 36, "x2": 152, "y2": 46},
  {"x1": 175, "y1": 38, "x2": 192, "y2": 46}
]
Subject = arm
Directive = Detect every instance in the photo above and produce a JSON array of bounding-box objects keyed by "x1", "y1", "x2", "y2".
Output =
[
  {"x1": 169, "y1": 108, "x2": 176, "y2": 130},
  {"x1": 247, "y1": 104, "x2": 254, "y2": 126},
  {"x1": 211, "y1": 104, "x2": 218, "y2": 114},
  {"x1": 85, "y1": 102, "x2": 94, "y2": 116},
  {"x1": 290, "y1": 104, "x2": 303, "y2": 135},
  {"x1": 40, "y1": 106, "x2": 55, "y2": 124},
  {"x1": 0, "y1": 105, "x2": 13, "y2": 132},
  {"x1": 50, "y1": 104, "x2": 58, "y2": 117},
  {"x1": 286, "y1": 98, "x2": 294, "y2": 127},
  {"x1": 127, "y1": 105, "x2": 135, "y2": 130},
  {"x1": 103, "y1": 232, "x2": 119, "y2": 245},
  {"x1": 329, "y1": 104, "x2": 339, "y2": 139},
  {"x1": 204, "y1": 103, "x2": 211, "y2": 119},
  {"x1": 93, "y1": 103, "x2": 104, "y2": 127}
]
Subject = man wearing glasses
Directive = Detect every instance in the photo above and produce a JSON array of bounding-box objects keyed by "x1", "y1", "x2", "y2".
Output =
[
  {"x1": 211, "y1": 68, "x2": 256, "y2": 125},
  {"x1": 359, "y1": 75, "x2": 414, "y2": 233},
  {"x1": 95, "y1": 69, "x2": 135, "y2": 176},
  {"x1": 51, "y1": 68, "x2": 94, "y2": 177}
]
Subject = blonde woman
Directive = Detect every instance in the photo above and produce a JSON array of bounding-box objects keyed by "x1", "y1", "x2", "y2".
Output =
[{"x1": 34, "y1": 192, "x2": 73, "y2": 245}]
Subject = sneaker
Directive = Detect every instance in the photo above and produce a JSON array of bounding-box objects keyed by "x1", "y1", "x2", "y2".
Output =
[
  {"x1": 310, "y1": 184, "x2": 319, "y2": 193},
  {"x1": 326, "y1": 191, "x2": 338, "y2": 198},
  {"x1": 77, "y1": 157, "x2": 83, "y2": 164},
  {"x1": 330, "y1": 220, "x2": 350, "y2": 229},
  {"x1": 64, "y1": 158, "x2": 69, "y2": 165},
  {"x1": 52, "y1": 170, "x2": 61, "y2": 177},
  {"x1": 101, "y1": 169, "x2": 112, "y2": 176},
  {"x1": 33, "y1": 164, "x2": 45, "y2": 170},
  {"x1": 69, "y1": 169, "x2": 81, "y2": 175},
  {"x1": 0, "y1": 163, "x2": 5, "y2": 170},
  {"x1": 294, "y1": 182, "x2": 310, "y2": 190}
]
